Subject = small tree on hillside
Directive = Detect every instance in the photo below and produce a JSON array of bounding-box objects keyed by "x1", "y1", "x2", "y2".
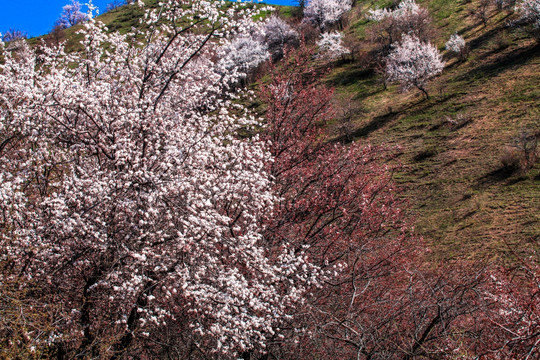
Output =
[
  {"x1": 263, "y1": 16, "x2": 299, "y2": 62},
  {"x1": 367, "y1": 0, "x2": 432, "y2": 51},
  {"x1": 218, "y1": 35, "x2": 269, "y2": 86},
  {"x1": 471, "y1": 0, "x2": 492, "y2": 27},
  {"x1": 316, "y1": 31, "x2": 350, "y2": 60},
  {"x1": 445, "y1": 33, "x2": 469, "y2": 60},
  {"x1": 385, "y1": 34, "x2": 445, "y2": 99},
  {"x1": 55, "y1": 0, "x2": 89, "y2": 29},
  {"x1": 304, "y1": 0, "x2": 353, "y2": 30}
]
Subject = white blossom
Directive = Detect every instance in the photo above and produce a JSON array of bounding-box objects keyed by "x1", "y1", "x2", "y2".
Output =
[
  {"x1": 0, "y1": 0, "x2": 316, "y2": 354},
  {"x1": 56, "y1": 0, "x2": 89, "y2": 29},
  {"x1": 367, "y1": 0, "x2": 422, "y2": 22},
  {"x1": 445, "y1": 33, "x2": 466, "y2": 54},
  {"x1": 262, "y1": 15, "x2": 299, "y2": 62},
  {"x1": 516, "y1": 0, "x2": 540, "y2": 28},
  {"x1": 317, "y1": 31, "x2": 350, "y2": 60},
  {"x1": 304, "y1": 0, "x2": 353, "y2": 30},
  {"x1": 385, "y1": 34, "x2": 445, "y2": 97},
  {"x1": 218, "y1": 35, "x2": 269, "y2": 82}
]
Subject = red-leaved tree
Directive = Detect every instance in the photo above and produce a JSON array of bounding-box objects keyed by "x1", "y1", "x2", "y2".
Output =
[{"x1": 256, "y1": 46, "x2": 539, "y2": 360}]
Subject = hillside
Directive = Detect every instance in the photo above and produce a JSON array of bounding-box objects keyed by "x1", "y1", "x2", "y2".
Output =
[
  {"x1": 46, "y1": 0, "x2": 538, "y2": 263},
  {"x1": 325, "y1": 0, "x2": 539, "y2": 263},
  {"x1": 1, "y1": 0, "x2": 538, "y2": 358}
]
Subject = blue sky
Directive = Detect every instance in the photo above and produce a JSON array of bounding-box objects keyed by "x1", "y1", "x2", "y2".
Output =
[{"x1": 0, "y1": 0, "x2": 296, "y2": 38}]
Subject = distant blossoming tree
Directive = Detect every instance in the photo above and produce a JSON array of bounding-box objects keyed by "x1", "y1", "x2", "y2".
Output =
[
  {"x1": 55, "y1": 0, "x2": 89, "y2": 29},
  {"x1": 304, "y1": 0, "x2": 353, "y2": 30},
  {"x1": 316, "y1": 31, "x2": 350, "y2": 59},
  {"x1": 445, "y1": 33, "x2": 468, "y2": 60},
  {"x1": 218, "y1": 35, "x2": 269, "y2": 85},
  {"x1": 262, "y1": 15, "x2": 299, "y2": 62},
  {"x1": 385, "y1": 34, "x2": 445, "y2": 98},
  {"x1": 367, "y1": 0, "x2": 424, "y2": 22},
  {"x1": 367, "y1": 0, "x2": 432, "y2": 52}
]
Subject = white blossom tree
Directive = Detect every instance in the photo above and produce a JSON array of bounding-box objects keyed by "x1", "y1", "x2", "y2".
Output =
[
  {"x1": 385, "y1": 34, "x2": 445, "y2": 99},
  {"x1": 218, "y1": 35, "x2": 269, "y2": 86},
  {"x1": 0, "y1": 1, "x2": 318, "y2": 358},
  {"x1": 445, "y1": 33, "x2": 468, "y2": 60},
  {"x1": 516, "y1": 0, "x2": 540, "y2": 36},
  {"x1": 367, "y1": 0, "x2": 432, "y2": 48},
  {"x1": 316, "y1": 31, "x2": 350, "y2": 60},
  {"x1": 55, "y1": 0, "x2": 89, "y2": 29},
  {"x1": 304, "y1": 0, "x2": 353, "y2": 30},
  {"x1": 262, "y1": 15, "x2": 299, "y2": 62},
  {"x1": 367, "y1": 0, "x2": 425, "y2": 24}
]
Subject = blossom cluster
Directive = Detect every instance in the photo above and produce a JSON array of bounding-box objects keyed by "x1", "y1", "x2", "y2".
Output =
[
  {"x1": 445, "y1": 33, "x2": 466, "y2": 54},
  {"x1": 517, "y1": 0, "x2": 540, "y2": 28},
  {"x1": 304, "y1": 0, "x2": 353, "y2": 30},
  {"x1": 385, "y1": 34, "x2": 445, "y2": 96},
  {"x1": 316, "y1": 31, "x2": 350, "y2": 59},
  {"x1": 0, "y1": 0, "x2": 316, "y2": 356},
  {"x1": 367, "y1": 0, "x2": 423, "y2": 22}
]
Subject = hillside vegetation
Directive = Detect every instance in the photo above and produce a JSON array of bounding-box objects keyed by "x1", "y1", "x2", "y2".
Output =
[
  {"x1": 327, "y1": 0, "x2": 539, "y2": 263},
  {"x1": 1, "y1": 0, "x2": 538, "y2": 358}
]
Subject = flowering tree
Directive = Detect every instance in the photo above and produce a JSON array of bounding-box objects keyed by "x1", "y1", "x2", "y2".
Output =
[
  {"x1": 303, "y1": 0, "x2": 353, "y2": 30},
  {"x1": 316, "y1": 31, "x2": 350, "y2": 60},
  {"x1": 367, "y1": 0, "x2": 432, "y2": 52},
  {"x1": 256, "y1": 46, "x2": 424, "y2": 359},
  {"x1": 55, "y1": 0, "x2": 89, "y2": 29},
  {"x1": 385, "y1": 34, "x2": 445, "y2": 99},
  {"x1": 446, "y1": 33, "x2": 469, "y2": 60},
  {"x1": 218, "y1": 35, "x2": 269, "y2": 86},
  {"x1": 0, "y1": 1, "x2": 317, "y2": 358},
  {"x1": 1, "y1": 29, "x2": 27, "y2": 43},
  {"x1": 262, "y1": 15, "x2": 299, "y2": 62}
]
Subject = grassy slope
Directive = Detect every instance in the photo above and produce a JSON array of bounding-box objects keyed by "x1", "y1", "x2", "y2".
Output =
[{"x1": 331, "y1": 0, "x2": 539, "y2": 263}]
